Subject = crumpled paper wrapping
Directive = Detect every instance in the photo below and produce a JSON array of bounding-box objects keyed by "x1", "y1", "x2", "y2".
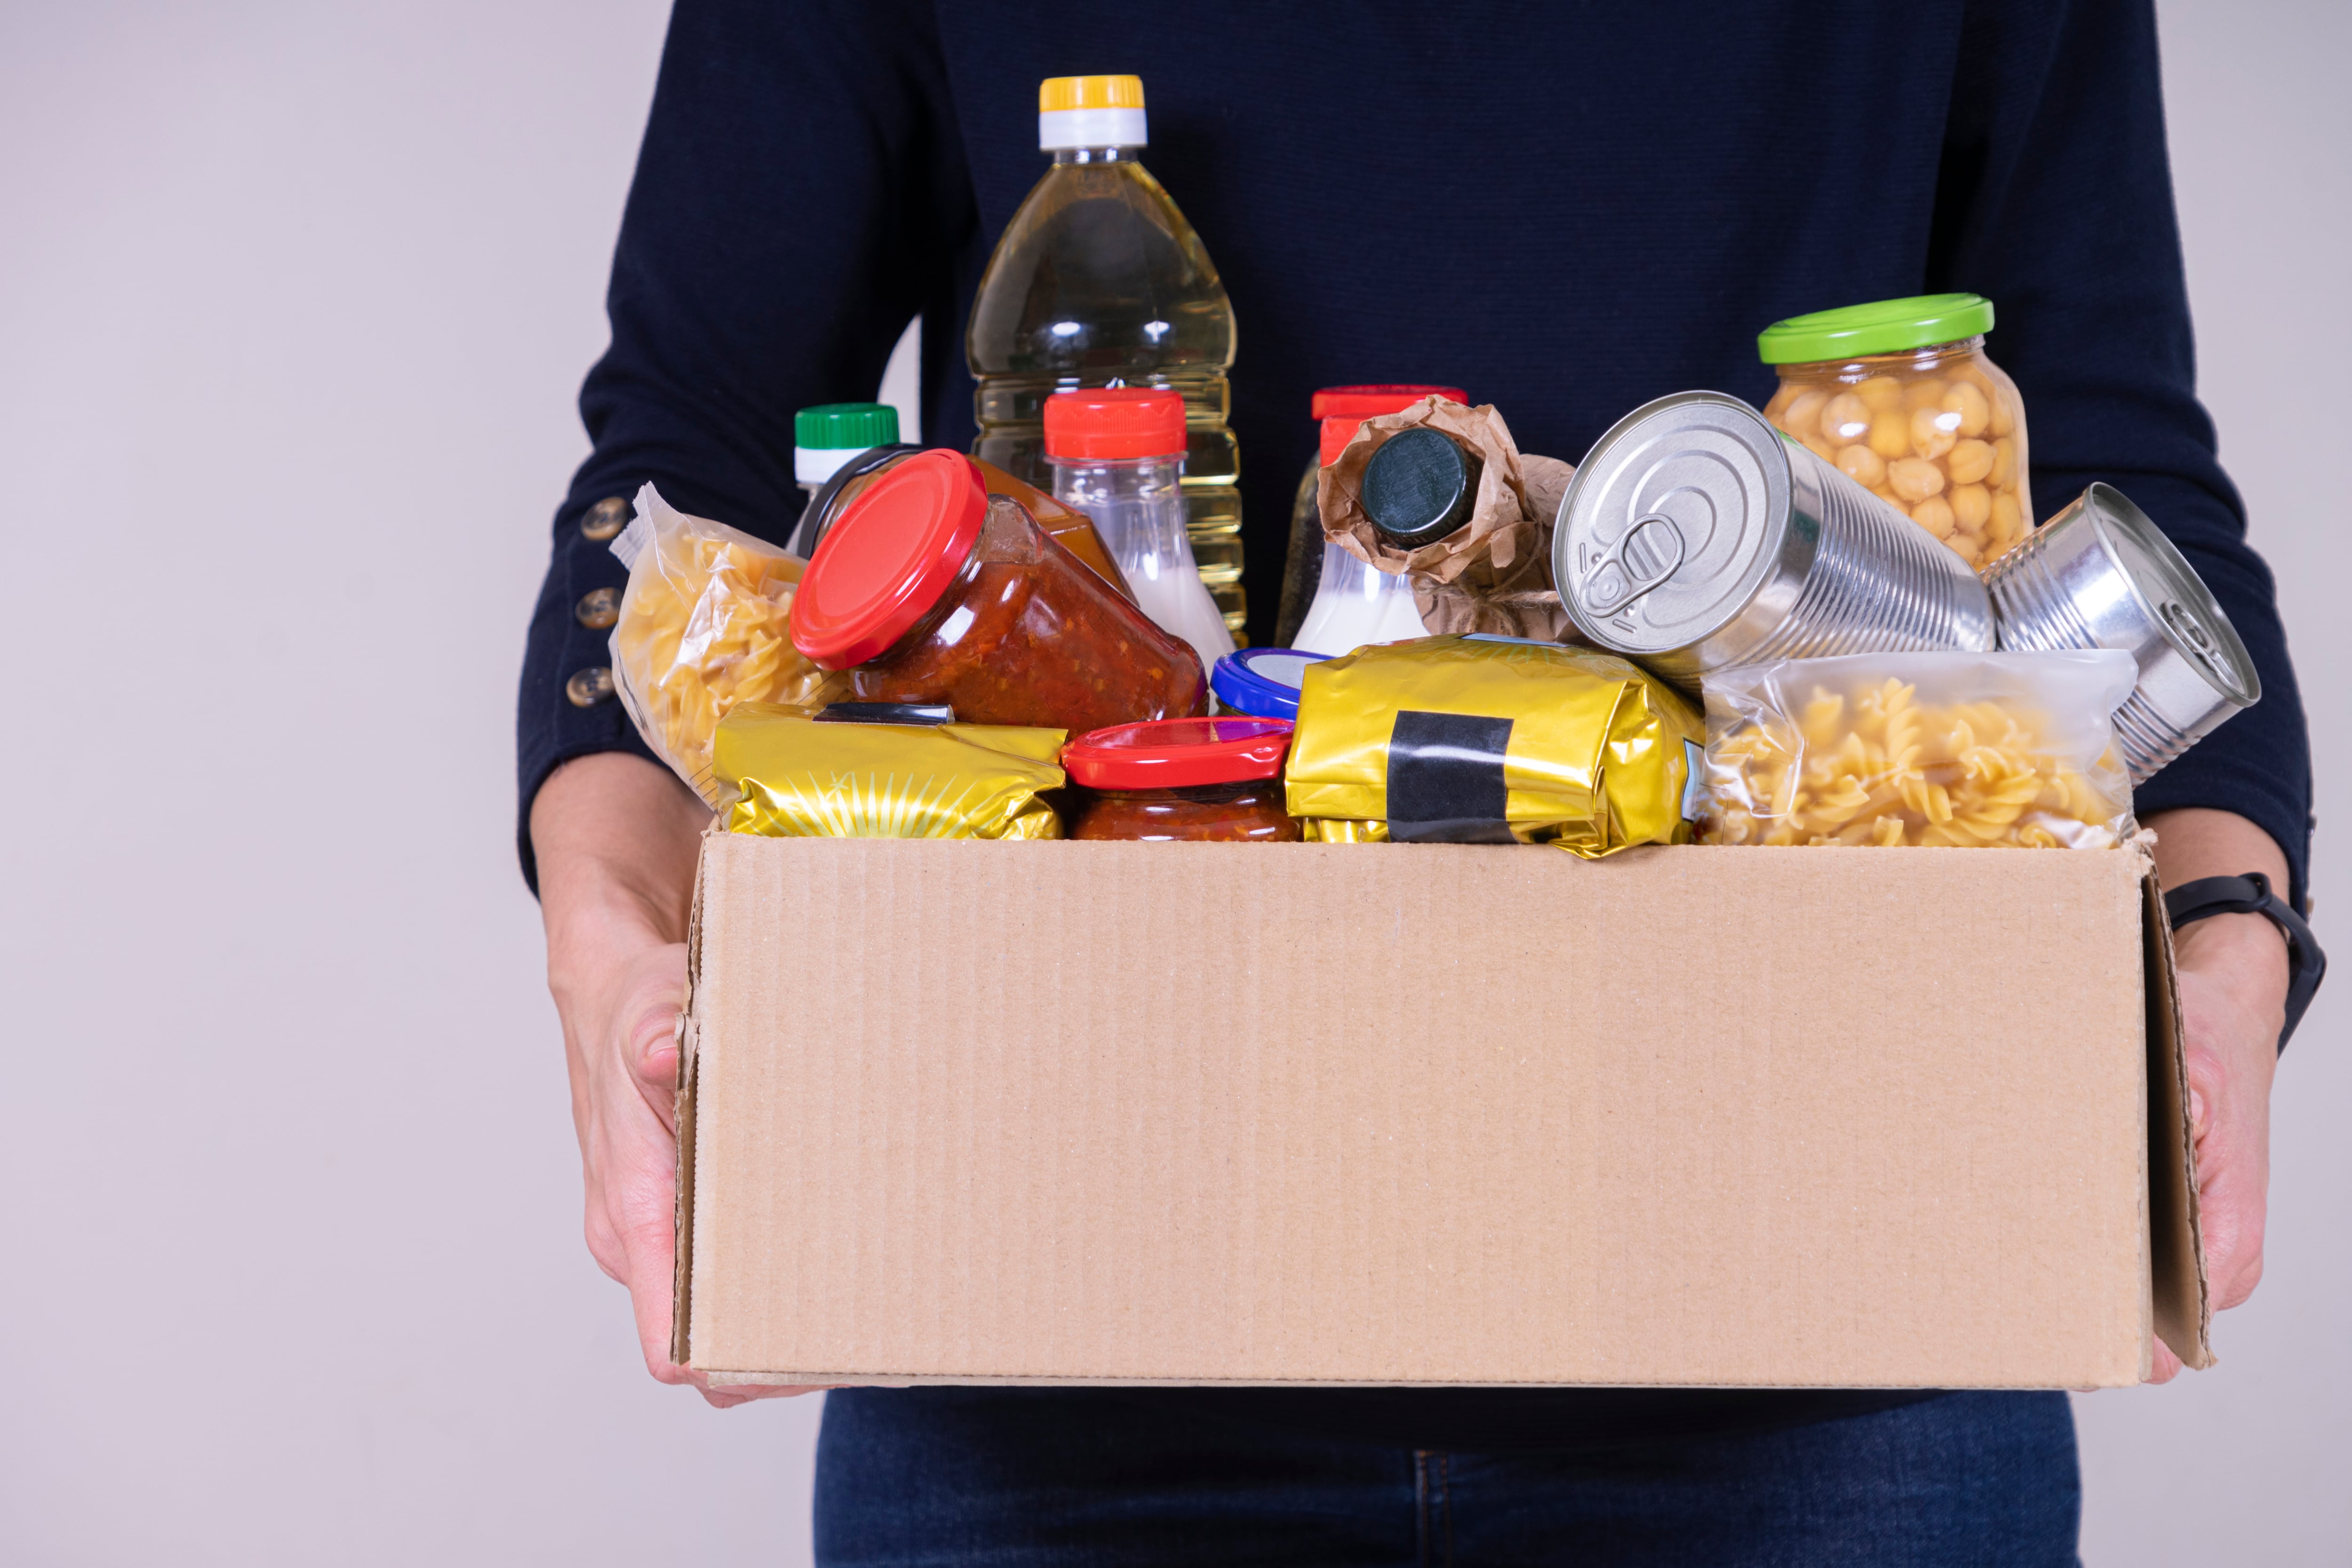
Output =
[{"x1": 1315, "y1": 397, "x2": 1578, "y2": 641}]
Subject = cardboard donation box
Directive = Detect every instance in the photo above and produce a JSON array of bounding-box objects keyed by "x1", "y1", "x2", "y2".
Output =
[{"x1": 674, "y1": 837, "x2": 2207, "y2": 1389}]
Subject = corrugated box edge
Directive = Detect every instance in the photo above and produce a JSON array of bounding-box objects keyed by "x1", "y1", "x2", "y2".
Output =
[
  {"x1": 668, "y1": 835, "x2": 712, "y2": 1369},
  {"x1": 2143, "y1": 865, "x2": 2214, "y2": 1369}
]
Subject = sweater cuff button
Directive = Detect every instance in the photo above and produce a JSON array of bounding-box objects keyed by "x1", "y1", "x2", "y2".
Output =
[
  {"x1": 565, "y1": 667, "x2": 615, "y2": 707},
  {"x1": 580, "y1": 497, "x2": 629, "y2": 541},
  {"x1": 575, "y1": 587, "x2": 620, "y2": 628}
]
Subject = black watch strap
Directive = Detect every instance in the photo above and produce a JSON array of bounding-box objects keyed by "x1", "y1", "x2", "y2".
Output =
[{"x1": 2163, "y1": 873, "x2": 2327, "y2": 1053}]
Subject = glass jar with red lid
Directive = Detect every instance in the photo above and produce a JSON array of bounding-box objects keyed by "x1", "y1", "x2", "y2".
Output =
[
  {"x1": 791, "y1": 448, "x2": 1207, "y2": 732},
  {"x1": 1062, "y1": 716, "x2": 1300, "y2": 842}
]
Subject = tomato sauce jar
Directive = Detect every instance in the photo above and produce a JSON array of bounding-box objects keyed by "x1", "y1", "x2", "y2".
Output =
[
  {"x1": 1062, "y1": 716, "x2": 1301, "y2": 842},
  {"x1": 791, "y1": 449, "x2": 1207, "y2": 733}
]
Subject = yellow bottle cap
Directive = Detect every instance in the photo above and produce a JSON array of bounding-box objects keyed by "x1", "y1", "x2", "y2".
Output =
[
  {"x1": 1037, "y1": 76, "x2": 1148, "y2": 151},
  {"x1": 1039, "y1": 75, "x2": 1145, "y2": 113}
]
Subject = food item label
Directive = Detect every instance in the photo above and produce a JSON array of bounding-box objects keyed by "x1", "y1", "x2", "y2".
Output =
[{"x1": 1384, "y1": 711, "x2": 1518, "y2": 844}]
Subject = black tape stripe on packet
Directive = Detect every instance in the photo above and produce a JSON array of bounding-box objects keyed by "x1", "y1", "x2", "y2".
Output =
[
  {"x1": 815, "y1": 701, "x2": 956, "y2": 726},
  {"x1": 1385, "y1": 710, "x2": 1517, "y2": 844}
]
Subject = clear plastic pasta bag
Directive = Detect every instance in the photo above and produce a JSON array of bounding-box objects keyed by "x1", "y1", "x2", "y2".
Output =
[
  {"x1": 607, "y1": 483, "x2": 840, "y2": 807},
  {"x1": 1697, "y1": 650, "x2": 2139, "y2": 849}
]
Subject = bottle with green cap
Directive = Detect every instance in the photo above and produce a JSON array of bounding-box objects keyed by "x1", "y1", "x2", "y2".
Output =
[
  {"x1": 795, "y1": 402, "x2": 901, "y2": 493},
  {"x1": 1755, "y1": 293, "x2": 2032, "y2": 574},
  {"x1": 966, "y1": 75, "x2": 1247, "y2": 641},
  {"x1": 787, "y1": 402, "x2": 916, "y2": 557}
]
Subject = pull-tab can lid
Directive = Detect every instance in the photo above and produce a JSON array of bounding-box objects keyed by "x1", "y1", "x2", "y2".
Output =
[
  {"x1": 1554, "y1": 392, "x2": 1793, "y2": 656},
  {"x1": 2083, "y1": 486, "x2": 2259, "y2": 706}
]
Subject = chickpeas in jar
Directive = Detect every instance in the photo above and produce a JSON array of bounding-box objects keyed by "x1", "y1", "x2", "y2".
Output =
[
  {"x1": 1062, "y1": 716, "x2": 1301, "y2": 842},
  {"x1": 1757, "y1": 294, "x2": 2029, "y2": 574}
]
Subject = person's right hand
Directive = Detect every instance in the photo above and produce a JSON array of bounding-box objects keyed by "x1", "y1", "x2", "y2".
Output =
[{"x1": 533, "y1": 752, "x2": 816, "y2": 1408}]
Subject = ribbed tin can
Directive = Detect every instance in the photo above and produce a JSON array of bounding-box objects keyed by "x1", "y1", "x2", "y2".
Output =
[
  {"x1": 1554, "y1": 391, "x2": 1994, "y2": 687},
  {"x1": 1985, "y1": 483, "x2": 2258, "y2": 784}
]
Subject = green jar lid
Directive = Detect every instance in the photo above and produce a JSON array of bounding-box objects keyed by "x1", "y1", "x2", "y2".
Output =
[
  {"x1": 1756, "y1": 293, "x2": 1995, "y2": 365},
  {"x1": 794, "y1": 401, "x2": 900, "y2": 451}
]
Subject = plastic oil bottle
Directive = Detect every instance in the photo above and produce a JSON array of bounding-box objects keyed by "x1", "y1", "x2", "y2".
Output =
[{"x1": 966, "y1": 74, "x2": 1246, "y2": 640}]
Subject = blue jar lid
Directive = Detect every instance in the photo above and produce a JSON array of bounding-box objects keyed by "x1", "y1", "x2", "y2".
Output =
[{"x1": 1211, "y1": 647, "x2": 1329, "y2": 721}]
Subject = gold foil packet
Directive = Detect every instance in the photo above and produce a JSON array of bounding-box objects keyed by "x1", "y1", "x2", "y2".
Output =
[
  {"x1": 1284, "y1": 635, "x2": 1703, "y2": 856},
  {"x1": 714, "y1": 704, "x2": 1068, "y2": 840}
]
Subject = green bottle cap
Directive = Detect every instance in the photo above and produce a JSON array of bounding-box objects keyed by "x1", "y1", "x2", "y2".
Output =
[
  {"x1": 1756, "y1": 294, "x2": 1996, "y2": 365},
  {"x1": 794, "y1": 402, "x2": 901, "y2": 451}
]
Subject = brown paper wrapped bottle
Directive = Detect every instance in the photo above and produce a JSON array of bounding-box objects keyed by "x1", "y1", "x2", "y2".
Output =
[{"x1": 1317, "y1": 397, "x2": 1578, "y2": 643}]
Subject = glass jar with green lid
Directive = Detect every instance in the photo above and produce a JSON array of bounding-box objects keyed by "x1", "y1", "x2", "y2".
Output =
[{"x1": 1757, "y1": 294, "x2": 2029, "y2": 573}]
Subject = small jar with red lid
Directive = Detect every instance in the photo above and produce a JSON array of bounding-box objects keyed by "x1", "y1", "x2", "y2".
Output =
[
  {"x1": 791, "y1": 448, "x2": 1207, "y2": 733},
  {"x1": 1062, "y1": 716, "x2": 1301, "y2": 842}
]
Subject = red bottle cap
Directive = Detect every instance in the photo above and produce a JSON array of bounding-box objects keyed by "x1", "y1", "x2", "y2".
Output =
[
  {"x1": 1043, "y1": 388, "x2": 1188, "y2": 460},
  {"x1": 1062, "y1": 716, "x2": 1293, "y2": 789},
  {"x1": 1312, "y1": 384, "x2": 1469, "y2": 467},
  {"x1": 790, "y1": 449, "x2": 988, "y2": 669}
]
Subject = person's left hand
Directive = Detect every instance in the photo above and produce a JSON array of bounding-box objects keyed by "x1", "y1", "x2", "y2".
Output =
[
  {"x1": 2139, "y1": 807, "x2": 2295, "y2": 1384},
  {"x1": 2146, "y1": 905, "x2": 2287, "y2": 1383}
]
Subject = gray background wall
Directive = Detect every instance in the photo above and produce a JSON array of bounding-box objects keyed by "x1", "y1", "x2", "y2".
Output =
[{"x1": 0, "y1": 2, "x2": 2340, "y2": 1561}]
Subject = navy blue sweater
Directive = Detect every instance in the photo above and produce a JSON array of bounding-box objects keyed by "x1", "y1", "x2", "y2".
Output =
[
  {"x1": 516, "y1": 0, "x2": 2311, "y2": 1445},
  {"x1": 519, "y1": 0, "x2": 2310, "y2": 904}
]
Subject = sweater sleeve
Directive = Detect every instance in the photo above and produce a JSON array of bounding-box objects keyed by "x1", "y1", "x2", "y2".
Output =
[
  {"x1": 513, "y1": 0, "x2": 976, "y2": 891},
  {"x1": 1928, "y1": 0, "x2": 2313, "y2": 907}
]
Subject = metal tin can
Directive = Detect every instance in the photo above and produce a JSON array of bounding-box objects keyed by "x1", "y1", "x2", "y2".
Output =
[
  {"x1": 1984, "y1": 483, "x2": 2258, "y2": 784},
  {"x1": 1554, "y1": 391, "x2": 1994, "y2": 687}
]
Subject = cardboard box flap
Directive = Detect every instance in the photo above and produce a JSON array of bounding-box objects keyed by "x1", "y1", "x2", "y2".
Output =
[
  {"x1": 2142, "y1": 867, "x2": 2214, "y2": 1369},
  {"x1": 676, "y1": 838, "x2": 2176, "y2": 1389}
]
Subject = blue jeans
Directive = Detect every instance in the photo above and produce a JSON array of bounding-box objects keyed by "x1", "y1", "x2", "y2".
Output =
[{"x1": 815, "y1": 1389, "x2": 2079, "y2": 1566}]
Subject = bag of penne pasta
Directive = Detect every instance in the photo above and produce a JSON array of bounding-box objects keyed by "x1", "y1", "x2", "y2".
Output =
[{"x1": 1697, "y1": 651, "x2": 2139, "y2": 849}]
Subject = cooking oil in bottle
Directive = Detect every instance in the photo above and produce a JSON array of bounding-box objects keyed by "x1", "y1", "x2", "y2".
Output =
[{"x1": 966, "y1": 74, "x2": 1245, "y2": 639}]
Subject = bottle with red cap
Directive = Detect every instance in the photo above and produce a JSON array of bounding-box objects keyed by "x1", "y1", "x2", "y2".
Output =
[
  {"x1": 1280, "y1": 386, "x2": 1466, "y2": 655},
  {"x1": 1044, "y1": 388, "x2": 1235, "y2": 676},
  {"x1": 967, "y1": 75, "x2": 1246, "y2": 638},
  {"x1": 1061, "y1": 716, "x2": 1299, "y2": 842},
  {"x1": 789, "y1": 448, "x2": 1206, "y2": 733}
]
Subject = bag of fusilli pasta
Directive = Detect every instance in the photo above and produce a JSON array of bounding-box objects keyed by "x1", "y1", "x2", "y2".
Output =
[
  {"x1": 608, "y1": 483, "x2": 842, "y2": 807},
  {"x1": 1697, "y1": 651, "x2": 2138, "y2": 849}
]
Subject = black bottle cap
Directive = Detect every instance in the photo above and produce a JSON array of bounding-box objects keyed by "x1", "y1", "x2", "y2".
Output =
[{"x1": 1362, "y1": 427, "x2": 1483, "y2": 549}]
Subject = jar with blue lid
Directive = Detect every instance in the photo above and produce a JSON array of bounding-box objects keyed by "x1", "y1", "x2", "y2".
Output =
[{"x1": 1210, "y1": 647, "x2": 1329, "y2": 721}]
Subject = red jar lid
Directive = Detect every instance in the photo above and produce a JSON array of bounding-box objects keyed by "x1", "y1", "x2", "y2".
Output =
[
  {"x1": 791, "y1": 449, "x2": 987, "y2": 669},
  {"x1": 1062, "y1": 716, "x2": 1293, "y2": 789},
  {"x1": 1044, "y1": 388, "x2": 1187, "y2": 460},
  {"x1": 1313, "y1": 384, "x2": 1468, "y2": 467}
]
